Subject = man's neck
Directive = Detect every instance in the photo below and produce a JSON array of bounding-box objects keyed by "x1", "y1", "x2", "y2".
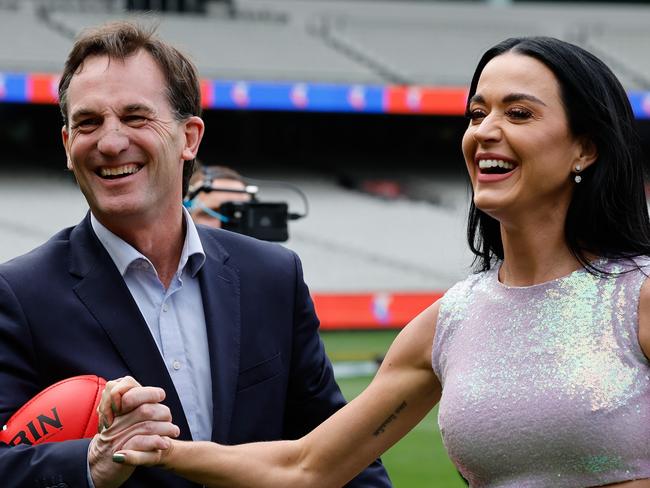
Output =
[{"x1": 96, "y1": 208, "x2": 186, "y2": 289}]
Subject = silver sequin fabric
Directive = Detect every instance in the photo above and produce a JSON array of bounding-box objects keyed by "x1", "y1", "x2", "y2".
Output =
[{"x1": 432, "y1": 258, "x2": 650, "y2": 487}]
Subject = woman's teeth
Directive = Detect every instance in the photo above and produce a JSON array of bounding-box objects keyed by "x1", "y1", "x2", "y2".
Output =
[{"x1": 478, "y1": 159, "x2": 514, "y2": 170}]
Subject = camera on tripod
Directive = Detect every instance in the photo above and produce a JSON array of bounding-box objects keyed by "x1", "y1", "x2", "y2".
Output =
[{"x1": 184, "y1": 169, "x2": 307, "y2": 242}]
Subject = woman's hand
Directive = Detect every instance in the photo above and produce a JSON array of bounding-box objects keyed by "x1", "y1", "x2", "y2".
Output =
[{"x1": 95, "y1": 376, "x2": 179, "y2": 468}]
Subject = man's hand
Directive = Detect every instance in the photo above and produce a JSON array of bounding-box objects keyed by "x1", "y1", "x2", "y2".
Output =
[{"x1": 89, "y1": 376, "x2": 180, "y2": 488}]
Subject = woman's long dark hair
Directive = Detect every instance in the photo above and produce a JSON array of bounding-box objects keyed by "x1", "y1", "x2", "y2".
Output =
[{"x1": 466, "y1": 36, "x2": 650, "y2": 273}]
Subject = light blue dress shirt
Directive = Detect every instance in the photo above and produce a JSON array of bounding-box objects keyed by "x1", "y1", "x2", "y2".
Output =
[{"x1": 90, "y1": 210, "x2": 213, "y2": 441}]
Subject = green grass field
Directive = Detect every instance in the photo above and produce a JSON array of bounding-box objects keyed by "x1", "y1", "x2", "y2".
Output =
[{"x1": 321, "y1": 330, "x2": 466, "y2": 488}]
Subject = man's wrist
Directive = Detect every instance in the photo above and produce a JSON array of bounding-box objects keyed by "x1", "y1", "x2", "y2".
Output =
[
  {"x1": 87, "y1": 440, "x2": 98, "y2": 488},
  {"x1": 88, "y1": 434, "x2": 134, "y2": 488}
]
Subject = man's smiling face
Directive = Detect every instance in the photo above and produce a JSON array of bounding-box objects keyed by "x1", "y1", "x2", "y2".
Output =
[{"x1": 62, "y1": 50, "x2": 192, "y2": 227}]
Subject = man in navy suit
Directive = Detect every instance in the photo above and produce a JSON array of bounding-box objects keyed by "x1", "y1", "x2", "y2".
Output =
[{"x1": 0, "y1": 21, "x2": 391, "y2": 488}]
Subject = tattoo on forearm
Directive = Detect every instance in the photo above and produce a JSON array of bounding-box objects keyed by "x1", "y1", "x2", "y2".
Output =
[{"x1": 372, "y1": 401, "x2": 407, "y2": 436}]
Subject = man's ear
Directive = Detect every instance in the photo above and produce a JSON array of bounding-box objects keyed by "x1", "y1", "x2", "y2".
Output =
[
  {"x1": 574, "y1": 136, "x2": 598, "y2": 171},
  {"x1": 61, "y1": 125, "x2": 73, "y2": 170},
  {"x1": 181, "y1": 116, "x2": 205, "y2": 161}
]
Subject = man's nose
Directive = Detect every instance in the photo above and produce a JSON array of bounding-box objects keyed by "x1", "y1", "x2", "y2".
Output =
[{"x1": 97, "y1": 124, "x2": 129, "y2": 156}]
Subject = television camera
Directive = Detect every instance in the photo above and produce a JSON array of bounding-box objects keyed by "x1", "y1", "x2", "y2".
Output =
[{"x1": 184, "y1": 177, "x2": 308, "y2": 242}]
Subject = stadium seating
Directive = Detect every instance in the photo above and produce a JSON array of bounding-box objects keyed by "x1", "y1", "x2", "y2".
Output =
[
  {"x1": 1, "y1": 0, "x2": 649, "y2": 88},
  {"x1": 48, "y1": 10, "x2": 383, "y2": 83},
  {"x1": 0, "y1": 8, "x2": 71, "y2": 73},
  {"x1": 0, "y1": 172, "x2": 472, "y2": 291}
]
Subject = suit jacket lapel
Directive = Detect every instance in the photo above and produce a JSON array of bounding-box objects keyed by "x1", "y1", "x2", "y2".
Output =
[
  {"x1": 68, "y1": 215, "x2": 192, "y2": 440},
  {"x1": 198, "y1": 229, "x2": 241, "y2": 443}
]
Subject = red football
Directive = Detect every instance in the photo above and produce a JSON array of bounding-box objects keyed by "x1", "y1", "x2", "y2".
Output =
[{"x1": 0, "y1": 375, "x2": 107, "y2": 446}]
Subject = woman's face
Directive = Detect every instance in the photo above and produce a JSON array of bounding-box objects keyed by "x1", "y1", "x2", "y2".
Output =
[{"x1": 462, "y1": 52, "x2": 592, "y2": 223}]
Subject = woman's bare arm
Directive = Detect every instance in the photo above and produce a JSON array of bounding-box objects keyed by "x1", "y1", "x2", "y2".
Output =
[{"x1": 112, "y1": 301, "x2": 443, "y2": 487}]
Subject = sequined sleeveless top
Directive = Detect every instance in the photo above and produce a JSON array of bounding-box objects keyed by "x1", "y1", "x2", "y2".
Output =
[{"x1": 432, "y1": 258, "x2": 650, "y2": 488}]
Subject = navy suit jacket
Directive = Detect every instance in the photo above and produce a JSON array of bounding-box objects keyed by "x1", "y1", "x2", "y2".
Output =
[{"x1": 0, "y1": 215, "x2": 391, "y2": 487}]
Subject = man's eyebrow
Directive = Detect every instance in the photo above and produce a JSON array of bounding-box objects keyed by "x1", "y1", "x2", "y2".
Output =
[
  {"x1": 70, "y1": 108, "x2": 96, "y2": 122},
  {"x1": 124, "y1": 104, "x2": 155, "y2": 115},
  {"x1": 468, "y1": 93, "x2": 547, "y2": 106}
]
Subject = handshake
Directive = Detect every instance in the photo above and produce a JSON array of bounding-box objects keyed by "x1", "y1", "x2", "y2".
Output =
[
  {"x1": 1, "y1": 371, "x2": 389, "y2": 487},
  {"x1": 90, "y1": 376, "x2": 179, "y2": 487}
]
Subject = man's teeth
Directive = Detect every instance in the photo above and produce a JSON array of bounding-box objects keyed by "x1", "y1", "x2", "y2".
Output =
[
  {"x1": 478, "y1": 159, "x2": 515, "y2": 170},
  {"x1": 99, "y1": 164, "x2": 141, "y2": 177}
]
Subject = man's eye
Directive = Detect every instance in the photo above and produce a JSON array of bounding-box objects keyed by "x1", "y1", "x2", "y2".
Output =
[
  {"x1": 124, "y1": 115, "x2": 147, "y2": 125},
  {"x1": 75, "y1": 119, "x2": 99, "y2": 129}
]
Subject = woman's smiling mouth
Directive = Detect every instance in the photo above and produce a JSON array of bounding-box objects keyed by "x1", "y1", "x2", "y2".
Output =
[{"x1": 475, "y1": 156, "x2": 518, "y2": 182}]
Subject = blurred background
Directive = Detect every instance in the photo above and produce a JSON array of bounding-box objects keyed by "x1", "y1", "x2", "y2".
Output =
[{"x1": 2, "y1": 0, "x2": 650, "y2": 485}]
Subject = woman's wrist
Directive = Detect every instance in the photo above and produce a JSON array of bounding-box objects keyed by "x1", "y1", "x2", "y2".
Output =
[{"x1": 161, "y1": 438, "x2": 181, "y2": 469}]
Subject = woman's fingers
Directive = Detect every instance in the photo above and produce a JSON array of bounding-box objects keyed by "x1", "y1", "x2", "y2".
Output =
[
  {"x1": 108, "y1": 376, "x2": 141, "y2": 416},
  {"x1": 113, "y1": 448, "x2": 165, "y2": 467},
  {"x1": 113, "y1": 436, "x2": 176, "y2": 467},
  {"x1": 121, "y1": 433, "x2": 171, "y2": 452},
  {"x1": 98, "y1": 376, "x2": 135, "y2": 427}
]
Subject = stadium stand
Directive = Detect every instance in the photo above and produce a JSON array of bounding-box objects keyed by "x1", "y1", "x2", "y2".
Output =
[
  {"x1": 1, "y1": 0, "x2": 650, "y2": 88},
  {"x1": 47, "y1": 10, "x2": 384, "y2": 83},
  {"x1": 0, "y1": 171, "x2": 472, "y2": 292},
  {"x1": 0, "y1": 8, "x2": 72, "y2": 73},
  {"x1": 585, "y1": 26, "x2": 650, "y2": 89},
  {"x1": 234, "y1": 0, "x2": 650, "y2": 88}
]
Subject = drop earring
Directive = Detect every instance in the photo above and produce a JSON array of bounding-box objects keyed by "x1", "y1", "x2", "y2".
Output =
[{"x1": 574, "y1": 165, "x2": 582, "y2": 183}]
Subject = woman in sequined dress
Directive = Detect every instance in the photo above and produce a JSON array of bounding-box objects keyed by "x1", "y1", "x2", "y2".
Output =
[{"x1": 98, "y1": 37, "x2": 650, "y2": 488}]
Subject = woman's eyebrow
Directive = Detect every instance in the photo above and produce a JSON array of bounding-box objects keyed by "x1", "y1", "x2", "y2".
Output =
[
  {"x1": 502, "y1": 93, "x2": 547, "y2": 106},
  {"x1": 468, "y1": 93, "x2": 547, "y2": 106}
]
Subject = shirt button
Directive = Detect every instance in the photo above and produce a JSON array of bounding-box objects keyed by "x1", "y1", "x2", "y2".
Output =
[
  {"x1": 172, "y1": 360, "x2": 181, "y2": 370},
  {"x1": 162, "y1": 304, "x2": 169, "y2": 312}
]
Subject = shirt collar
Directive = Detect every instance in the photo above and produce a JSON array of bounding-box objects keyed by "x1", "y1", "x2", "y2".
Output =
[
  {"x1": 180, "y1": 207, "x2": 206, "y2": 277},
  {"x1": 91, "y1": 208, "x2": 206, "y2": 278}
]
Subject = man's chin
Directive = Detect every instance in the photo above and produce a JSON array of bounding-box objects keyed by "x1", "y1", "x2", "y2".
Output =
[{"x1": 90, "y1": 201, "x2": 144, "y2": 221}]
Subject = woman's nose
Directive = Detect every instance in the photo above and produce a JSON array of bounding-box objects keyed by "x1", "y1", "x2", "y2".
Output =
[{"x1": 472, "y1": 114, "x2": 502, "y2": 144}]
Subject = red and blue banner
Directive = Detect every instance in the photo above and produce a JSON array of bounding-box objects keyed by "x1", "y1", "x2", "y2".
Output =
[{"x1": 2, "y1": 71, "x2": 650, "y2": 119}]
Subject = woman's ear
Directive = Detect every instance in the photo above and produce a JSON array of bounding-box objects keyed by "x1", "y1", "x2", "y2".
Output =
[{"x1": 574, "y1": 136, "x2": 598, "y2": 171}]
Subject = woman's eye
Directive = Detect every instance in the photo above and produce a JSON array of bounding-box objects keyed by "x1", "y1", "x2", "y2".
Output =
[
  {"x1": 466, "y1": 108, "x2": 487, "y2": 121},
  {"x1": 506, "y1": 108, "x2": 532, "y2": 120}
]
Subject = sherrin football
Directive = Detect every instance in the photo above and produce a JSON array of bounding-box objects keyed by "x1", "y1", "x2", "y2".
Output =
[{"x1": 0, "y1": 375, "x2": 107, "y2": 446}]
